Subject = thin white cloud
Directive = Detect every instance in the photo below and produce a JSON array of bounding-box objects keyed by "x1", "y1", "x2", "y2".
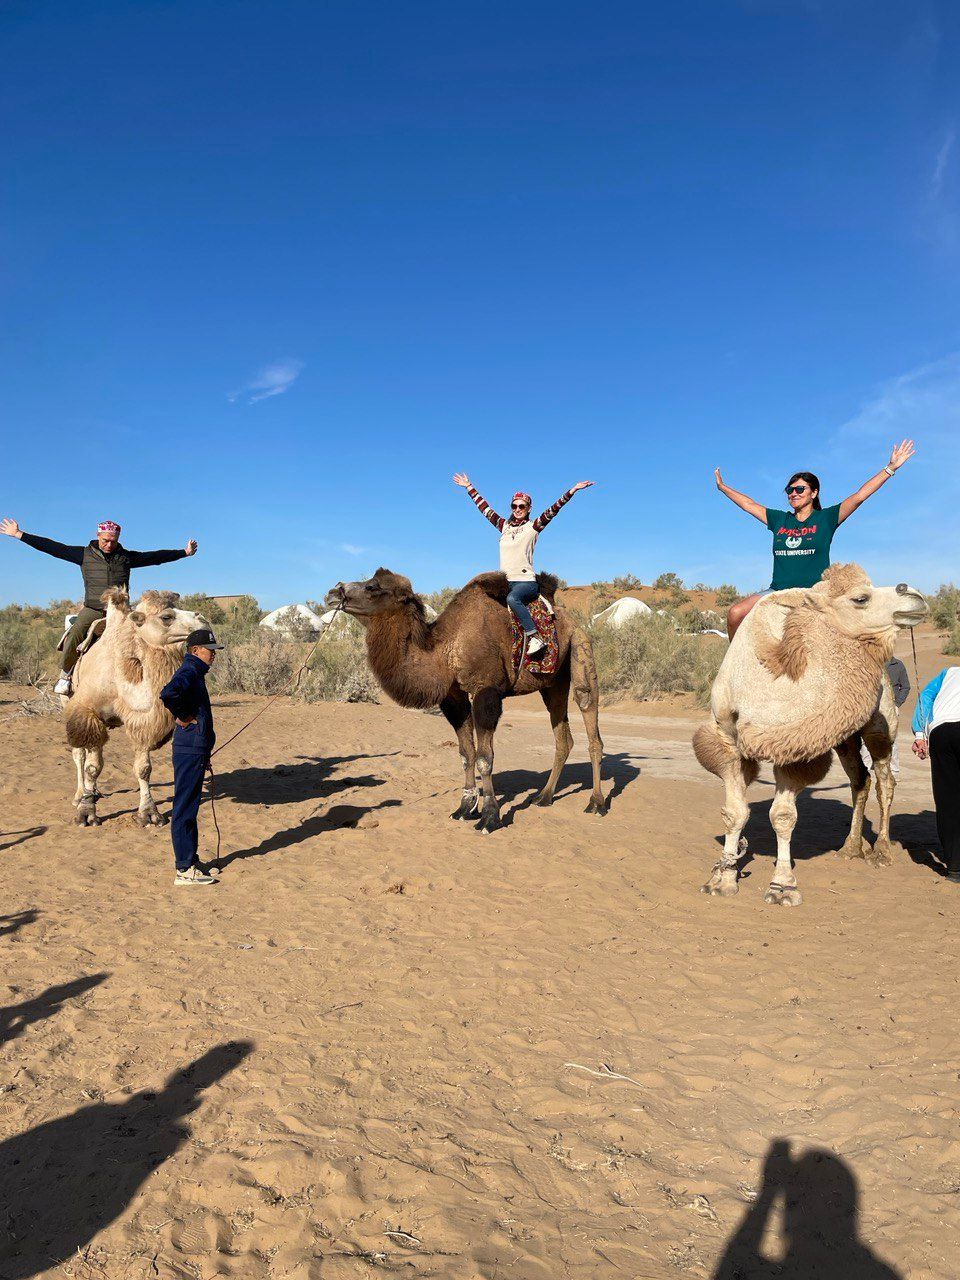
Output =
[
  {"x1": 931, "y1": 128, "x2": 955, "y2": 200},
  {"x1": 834, "y1": 351, "x2": 960, "y2": 448},
  {"x1": 340, "y1": 543, "x2": 366, "y2": 556},
  {"x1": 228, "y1": 358, "x2": 304, "y2": 405}
]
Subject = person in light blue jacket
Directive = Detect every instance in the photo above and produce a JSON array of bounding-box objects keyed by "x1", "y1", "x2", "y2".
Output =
[{"x1": 912, "y1": 665, "x2": 960, "y2": 882}]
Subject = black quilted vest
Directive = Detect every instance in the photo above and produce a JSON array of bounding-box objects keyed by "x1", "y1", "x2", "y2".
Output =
[{"x1": 81, "y1": 542, "x2": 133, "y2": 610}]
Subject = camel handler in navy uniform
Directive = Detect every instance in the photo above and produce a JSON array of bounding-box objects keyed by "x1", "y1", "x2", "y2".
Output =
[
  {"x1": 0, "y1": 516, "x2": 198, "y2": 695},
  {"x1": 159, "y1": 628, "x2": 223, "y2": 887}
]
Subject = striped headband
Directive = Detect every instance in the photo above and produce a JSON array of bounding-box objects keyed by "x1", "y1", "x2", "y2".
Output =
[{"x1": 511, "y1": 492, "x2": 532, "y2": 507}]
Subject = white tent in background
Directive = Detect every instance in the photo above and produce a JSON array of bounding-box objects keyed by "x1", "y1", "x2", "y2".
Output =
[
  {"x1": 259, "y1": 603, "x2": 325, "y2": 636},
  {"x1": 592, "y1": 597, "x2": 653, "y2": 628}
]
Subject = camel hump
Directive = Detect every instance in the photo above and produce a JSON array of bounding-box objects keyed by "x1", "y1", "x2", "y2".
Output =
[{"x1": 465, "y1": 571, "x2": 560, "y2": 605}]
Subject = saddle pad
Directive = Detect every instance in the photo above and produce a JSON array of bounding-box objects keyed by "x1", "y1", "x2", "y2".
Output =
[{"x1": 511, "y1": 597, "x2": 560, "y2": 677}]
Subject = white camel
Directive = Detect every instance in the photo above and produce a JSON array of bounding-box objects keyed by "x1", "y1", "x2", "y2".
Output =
[
  {"x1": 694, "y1": 564, "x2": 927, "y2": 905},
  {"x1": 64, "y1": 588, "x2": 209, "y2": 826}
]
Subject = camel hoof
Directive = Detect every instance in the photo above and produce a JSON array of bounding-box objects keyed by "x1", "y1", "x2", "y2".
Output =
[
  {"x1": 136, "y1": 808, "x2": 168, "y2": 828},
  {"x1": 476, "y1": 806, "x2": 503, "y2": 834},
  {"x1": 701, "y1": 876, "x2": 739, "y2": 897},
  {"x1": 585, "y1": 794, "x2": 609, "y2": 815},
  {"x1": 863, "y1": 839, "x2": 903, "y2": 868},
  {"x1": 835, "y1": 836, "x2": 870, "y2": 860},
  {"x1": 764, "y1": 883, "x2": 802, "y2": 907},
  {"x1": 451, "y1": 792, "x2": 480, "y2": 820},
  {"x1": 535, "y1": 791, "x2": 554, "y2": 808},
  {"x1": 75, "y1": 811, "x2": 100, "y2": 828}
]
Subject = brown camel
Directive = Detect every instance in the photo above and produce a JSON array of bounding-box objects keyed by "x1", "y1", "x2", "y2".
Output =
[{"x1": 325, "y1": 569, "x2": 607, "y2": 831}]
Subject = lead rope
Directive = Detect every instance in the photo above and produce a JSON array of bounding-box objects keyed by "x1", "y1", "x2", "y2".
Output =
[
  {"x1": 202, "y1": 604, "x2": 344, "y2": 870},
  {"x1": 909, "y1": 627, "x2": 928, "y2": 740}
]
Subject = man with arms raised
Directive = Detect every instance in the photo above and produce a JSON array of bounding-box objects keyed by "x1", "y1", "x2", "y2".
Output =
[{"x1": 1, "y1": 516, "x2": 198, "y2": 694}]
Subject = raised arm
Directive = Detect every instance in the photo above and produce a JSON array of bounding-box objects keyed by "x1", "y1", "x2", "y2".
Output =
[
  {"x1": 1, "y1": 518, "x2": 85, "y2": 565},
  {"x1": 453, "y1": 473, "x2": 505, "y2": 531},
  {"x1": 533, "y1": 480, "x2": 594, "y2": 532},
  {"x1": 127, "y1": 539, "x2": 197, "y2": 568},
  {"x1": 838, "y1": 440, "x2": 915, "y2": 524},
  {"x1": 714, "y1": 470, "x2": 766, "y2": 524}
]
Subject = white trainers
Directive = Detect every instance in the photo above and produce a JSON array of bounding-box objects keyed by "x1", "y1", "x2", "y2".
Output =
[
  {"x1": 175, "y1": 864, "x2": 216, "y2": 886},
  {"x1": 54, "y1": 676, "x2": 72, "y2": 696},
  {"x1": 525, "y1": 635, "x2": 546, "y2": 659}
]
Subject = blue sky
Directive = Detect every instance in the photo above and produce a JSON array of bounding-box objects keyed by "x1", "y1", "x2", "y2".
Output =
[{"x1": 2, "y1": 0, "x2": 958, "y2": 608}]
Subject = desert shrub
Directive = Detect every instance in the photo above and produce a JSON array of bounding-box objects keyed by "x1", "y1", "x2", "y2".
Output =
[
  {"x1": 611, "y1": 573, "x2": 643, "y2": 592},
  {"x1": 591, "y1": 582, "x2": 615, "y2": 611},
  {"x1": 0, "y1": 602, "x2": 76, "y2": 684},
  {"x1": 653, "y1": 571, "x2": 683, "y2": 591},
  {"x1": 211, "y1": 632, "x2": 294, "y2": 695},
  {"x1": 714, "y1": 584, "x2": 742, "y2": 607},
  {"x1": 179, "y1": 593, "x2": 226, "y2": 625},
  {"x1": 928, "y1": 585, "x2": 960, "y2": 631},
  {"x1": 424, "y1": 586, "x2": 458, "y2": 614},
  {"x1": 945, "y1": 624, "x2": 960, "y2": 656},
  {"x1": 296, "y1": 625, "x2": 380, "y2": 704},
  {"x1": 590, "y1": 614, "x2": 725, "y2": 705}
]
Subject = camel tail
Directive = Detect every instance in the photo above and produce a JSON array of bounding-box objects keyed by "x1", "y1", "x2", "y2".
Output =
[
  {"x1": 65, "y1": 704, "x2": 109, "y2": 751},
  {"x1": 693, "y1": 722, "x2": 760, "y2": 786},
  {"x1": 570, "y1": 626, "x2": 599, "y2": 711}
]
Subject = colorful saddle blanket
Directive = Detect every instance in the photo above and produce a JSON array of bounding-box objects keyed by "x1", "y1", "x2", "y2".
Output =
[{"x1": 511, "y1": 597, "x2": 560, "y2": 677}]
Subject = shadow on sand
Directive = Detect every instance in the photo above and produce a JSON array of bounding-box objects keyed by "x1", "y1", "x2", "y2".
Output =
[
  {"x1": 713, "y1": 1139, "x2": 901, "y2": 1279},
  {"x1": 0, "y1": 909, "x2": 40, "y2": 938},
  {"x1": 0, "y1": 827, "x2": 47, "y2": 853},
  {"x1": 496, "y1": 750, "x2": 642, "y2": 823},
  {"x1": 1, "y1": 973, "x2": 108, "y2": 1048},
  {"x1": 214, "y1": 798, "x2": 402, "y2": 869},
  {"x1": 0, "y1": 1041, "x2": 252, "y2": 1279},
  {"x1": 211, "y1": 753, "x2": 397, "y2": 807}
]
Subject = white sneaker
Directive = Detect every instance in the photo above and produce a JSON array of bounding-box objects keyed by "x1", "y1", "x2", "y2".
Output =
[
  {"x1": 525, "y1": 635, "x2": 546, "y2": 659},
  {"x1": 175, "y1": 864, "x2": 216, "y2": 886},
  {"x1": 54, "y1": 676, "x2": 72, "y2": 696}
]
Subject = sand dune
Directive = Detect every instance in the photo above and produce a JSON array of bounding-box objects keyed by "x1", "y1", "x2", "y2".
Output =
[{"x1": 1, "y1": 662, "x2": 958, "y2": 1277}]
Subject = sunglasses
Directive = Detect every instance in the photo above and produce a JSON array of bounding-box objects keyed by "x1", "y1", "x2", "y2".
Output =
[
  {"x1": 785, "y1": 485, "x2": 809, "y2": 495},
  {"x1": 511, "y1": 502, "x2": 529, "y2": 510}
]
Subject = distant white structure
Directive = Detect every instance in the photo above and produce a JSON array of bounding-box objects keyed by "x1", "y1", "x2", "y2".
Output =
[
  {"x1": 592, "y1": 597, "x2": 653, "y2": 628},
  {"x1": 259, "y1": 603, "x2": 325, "y2": 636}
]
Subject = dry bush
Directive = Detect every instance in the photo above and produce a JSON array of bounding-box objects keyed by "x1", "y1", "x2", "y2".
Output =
[
  {"x1": 714, "y1": 584, "x2": 742, "y2": 608},
  {"x1": 211, "y1": 632, "x2": 295, "y2": 696},
  {"x1": 929, "y1": 585, "x2": 960, "y2": 632},
  {"x1": 296, "y1": 625, "x2": 380, "y2": 704},
  {"x1": 590, "y1": 614, "x2": 725, "y2": 706}
]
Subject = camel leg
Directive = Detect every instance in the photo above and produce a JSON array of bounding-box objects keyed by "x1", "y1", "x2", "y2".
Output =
[
  {"x1": 72, "y1": 747, "x2": 87, "y2": 805},
  {"x1": 701, "y1": 755, "x2": 750, "y2": 897},
  {"x1": 535, "y1": 676, "x2": 573, "y2": 807},
  {"x1": 862, "y1": 722, "x2": 902, "y2": 867},
  {"x1": 571, "y1": 629, "x2": 608, "y2": 814},
  {"x1": 472, "y1": 688, "x2": 503, "y2": 833},
  {"x1": 834, "y1": 736, "x2": 872, "y2": 861},
  {"x1": 133, "y1": 746, "x2": 167, "y2": 826},
  {"x1": 442, "y1": 690, "x2": 479, "y2": 820},
  {"x1": 75, "y1": 746, "x2": 104, "y2": 827},
  {"x1": 764, "y1": 766, "x2": 803, "y2": 906}
]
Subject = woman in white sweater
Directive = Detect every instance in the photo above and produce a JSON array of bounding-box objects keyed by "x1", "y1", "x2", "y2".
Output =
[
  {"x1": 913, "y1": 665, "x2": 960, "y2": 883},
  {"x1": 454, "y1": 474, "x2": 594, "y2": 657}
]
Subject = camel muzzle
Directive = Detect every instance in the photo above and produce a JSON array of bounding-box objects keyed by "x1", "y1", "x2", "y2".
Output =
[{"x1": 892, "y1": 585, "x2": 928, "y2": 626}]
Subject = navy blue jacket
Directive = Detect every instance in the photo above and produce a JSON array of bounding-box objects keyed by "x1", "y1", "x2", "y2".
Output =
[{"x1": 160, "y1": 653, "x2": 216, "y2": 754}]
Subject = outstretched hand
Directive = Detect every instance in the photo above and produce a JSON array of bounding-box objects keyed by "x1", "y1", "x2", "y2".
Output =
[
  {"x1": 889, "y1": 439, "x2": 916, "y2": 471},
  {"x1": 714, "y1": 468, "x2": 726, "y2": 490},
  {"x1": 185, "y1": 539, "x2": 198, "y2": 556},
  {"x1": 1, "y1": 517, "x2": 22, "y2": 538},
  {"x1": 452, "y1": 472, "x2": 471, "y2": 489},
  {"x1": 571, "y1": 480, "x2": 595, "y2": 492}
]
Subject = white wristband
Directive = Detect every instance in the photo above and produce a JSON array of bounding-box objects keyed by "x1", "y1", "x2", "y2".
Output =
[{"x1": 884, "y1": 465, "x2": 895, "y2": 477}]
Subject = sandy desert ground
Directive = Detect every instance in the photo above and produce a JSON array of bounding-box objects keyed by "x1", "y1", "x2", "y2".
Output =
[{"x1": 1, "y1": 627, "x2": 958, "y2": 1280}]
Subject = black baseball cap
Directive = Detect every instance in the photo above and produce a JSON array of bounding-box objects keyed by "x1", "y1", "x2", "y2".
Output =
[{"x1": 186, "y1": 628, "x2": 225, "y2": 650}]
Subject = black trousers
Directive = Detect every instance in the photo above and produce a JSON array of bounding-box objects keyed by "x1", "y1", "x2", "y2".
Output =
[
  {"x1": 929, "y1": 723, "x2": 960, "y2": 875},
  {"x1": 171, "y1": 750, "x2": 207, "y2": 871}
]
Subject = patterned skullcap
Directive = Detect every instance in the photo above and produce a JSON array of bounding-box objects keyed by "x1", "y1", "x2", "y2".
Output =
[
  {"x1": 512, "y1": 492, "x2": 532, "y2": 507},
  {"x1": 98, "y1": 521, "x2": 121, "y2": 535}
]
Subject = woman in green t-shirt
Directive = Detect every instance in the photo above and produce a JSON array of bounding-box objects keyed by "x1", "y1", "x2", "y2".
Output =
[{"x1": 715, "y1": 439, "x2": 916, "y2": 639}]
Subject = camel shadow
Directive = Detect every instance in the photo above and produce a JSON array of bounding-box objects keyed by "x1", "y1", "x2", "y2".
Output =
[
  {"x1": 0, "y1": 1041, "x2": 252, "y2": 1279},
  {"x1": 211, "y1": 753, "x2": 396, "y2": 807},
  {"x1": 0, "y1": 909, "x2": 40, "y2": 938},
  {"x1": 215, "y1": 798, "x2": 402, "y2": 869},
  {"x1": 1, "y1": 974, "x2": 108, "y2": 1048},
  {"x1": 0, "y1": 827, "x2": 47, "y2": 853},
  {"x1": 496, "y1": 750, "x2": 642, "y2": 823},
  {"x1": 713, "y1": 1139, "x2": 902, "y2": 1279}
]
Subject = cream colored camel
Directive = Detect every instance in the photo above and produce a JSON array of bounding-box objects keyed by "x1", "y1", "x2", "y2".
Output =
[
  {"x1": 64, "y1": 588, "x2": 209, "y2": 826},
  {"x1": 694, "y1": 565, "x2": 927, "y2": 905},
  {"x1": 325, "y1": 569, "x2": 606, "y2": 831}
]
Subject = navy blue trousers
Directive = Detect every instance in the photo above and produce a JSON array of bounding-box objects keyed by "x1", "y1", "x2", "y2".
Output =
[
  {"x1": 506, "y1": 580, "x2": 539, "y2": 634},
  {"x1": 171, "y1": 751, "x2": 207, "y2": 871}
]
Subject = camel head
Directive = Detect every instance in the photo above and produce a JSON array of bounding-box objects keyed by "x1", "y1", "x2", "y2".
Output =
[
  {"x1": 118, "y1": 590, "x2": 211, "y2": 648},
  {"x1": 325, "y1": 568, "x2": 428, "y2": 625},
  {"x1": 801, "y1": 564, "x2": 928, "y2": 638}
]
